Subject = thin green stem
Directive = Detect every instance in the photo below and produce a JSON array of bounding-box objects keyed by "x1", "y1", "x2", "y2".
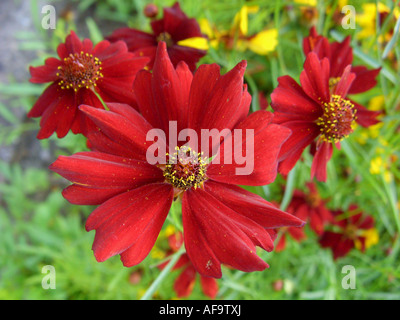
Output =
[
  {"x1": 280, "y1": 165, "x2": 297, "y2": 212},
  {"x1": 140, "y1": 245, "x2": 185, "y2": 300},
  {"x1": 93, "y1": 90, "x2": 109, "y2": 110}
]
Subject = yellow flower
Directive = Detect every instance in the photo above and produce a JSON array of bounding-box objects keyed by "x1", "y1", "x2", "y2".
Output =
[
  {"x1": 246, "y1": 29, "x2": 278, "y2": 55},
  {"x1": 137, "y1": 289, "x2": 147, "y2": 299},
  {"x1": 383, "y1": 171, "x2": 393, "y2": 183},
  {"x1": 355, "y1": 228, "x2": 379, "y2": 250},
  {"x1": 164, "y1": 224, "x2": 176, "y2": 237},
  {"x1": 369, "y1": 95, "x2": 385, "y2": 112},
  {"x1": 177, "y1": 37, "x2": 209, "y2": 50},
  {"x1": 369, "y1": 156, "x2": 384, "y2": 175},
  {"x1": 369, "y1": 156, "x2": 393, "y2": 182},
  {"x1": 233, "y1": 5, "x2": 260, "y2": 36},
  {"x1": 294, "y1": 0, "x2": 317, "y2": 6},
  {"x1": 150, "y1": 247, "x2": 165, "y2": 259},
  {"x1": 199, "y1": 5, "x2": 277, "y2": 55},
  {"x1": 357, "y1": 3, "x2": 400, "y2": 41}
]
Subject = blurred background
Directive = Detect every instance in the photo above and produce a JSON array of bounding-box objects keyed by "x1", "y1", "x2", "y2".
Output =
[{"x1": 0, "y1": 0, "x2": 399, "y2": 300}]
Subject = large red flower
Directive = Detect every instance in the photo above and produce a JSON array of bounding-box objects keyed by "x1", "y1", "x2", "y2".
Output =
[
  {"x1": 107, "y1": 2, "x2": 206, "y2": 72},
  {"x1": 49, "y1": 41, "x2": 304, "y2": 278},
  {"x1": 270, "y1": 51, "x2": 376, "y2": 181},
  {"x1": 28, "y1": 30, "x2": 149, "y2": 139},
  {"x1": 319, "y1": 205, "x2": 376, "y2": 260},
  {"x1": 158, "y1": 232, "x2": 218, "y2": 299},
  {"x1": 303, "y1": 26, "x2": 381, "y2": 127}
]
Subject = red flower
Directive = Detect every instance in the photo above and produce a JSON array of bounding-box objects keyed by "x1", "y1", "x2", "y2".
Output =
[
  {"x1": 159, "y1": 232, "x2": 218, "y2": 299},
  {"x1": 28, "y1": 31, "x2": 149, "y2": 139},
  {"x1": 107, "y1": 2, "x2": 206, "y2": 71},
  {"x1": 49, "y1": 41, "x2": 304, "y2": 278},
  {"x1": 274, "y1": 202, "x2": 307, "y2": 252},
  {"x1": 303, "y1": 26, "x2": 381, "y2": 127},
  {"x1": 319, "y1": 205, "x2": 376, "y2": 259},
  {"x1": 288, "y1": 182, "x2": 333, "y2": 235},
  {"x1": 270, "y1": 51, "x2": 373, "y2": 181}
]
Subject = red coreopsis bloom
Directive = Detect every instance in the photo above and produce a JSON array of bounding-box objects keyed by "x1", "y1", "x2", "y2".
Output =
[
  {"x1": 273, "y1": 202, "x2": 307, "y2": 253},
  {"x1": 319, "y1": 205, "x2": 377, "y2": 259},
  {"x1": 49, "y1": 41, "x2": 304, "y2": 278},
  {"x1": 107, "y1": 2, "x2": 207, "y2": 72},
  {"x1": 271, "y1": 51, "x2": 375, "y2": 181},
  {"x1": 303, "y1": 26, "x2": 381, "y2": 127},
  {"x1": 288, "y1": 182, "x2": 333, "y2": 235},
  {"x1": 159, "y1": 232, "x2": 218, "y2": 299},
  {"x1": 28, "y1": 30, "x2": 149, "y2": 139}
]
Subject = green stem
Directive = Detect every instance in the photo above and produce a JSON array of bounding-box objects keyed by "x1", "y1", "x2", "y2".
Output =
[
  {"x1": 140, "y1": 245, "x2": 185, "y2": 300},
  {"x1": 93, "y1": 90, "x2": 109, "y2": 110},
  {"x1": 280, "y1": 165, "x2": 297, "y2": 212}
]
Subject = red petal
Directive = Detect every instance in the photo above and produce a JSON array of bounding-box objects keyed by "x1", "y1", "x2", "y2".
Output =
[
  {"x1": 329, "y1": 36, "x2": 353, "y2": 77},
  {"x1": 302, "y1": 26, "x2": 330, "y2": 59},
  {"x1": 300, "y1": 53, "x2": 330, "y2": 103},
  {"x1": 200, "y1": 275, "x2": 219, "y2": 299},
  {"x1": 27, "y1": 82, "x2": 61, "y2": 118},
  {"x1": 288, "y1": 226, "x2": 307, "y2": 241},
  {"x1": 358, "y1": 216, "x2": 375, "y2": 230},
  {"x1": 79, "y1": 104, "x2": 154, "y2": 161},
  {"x1": 348, "y1": 66, "x2": 380, "y2": 94},
  {"x1": 62, "y1": 184, "x2": 127, "y2": 205},
  {"x1": 101, "y1": 56, "x2": 149, "y2": 78},
  {"x1": 277, "y1": 121, "x2": 320, "y2": 175},
  {"x1": 29, "y1": 57, "x2": 61, "y2": 84},
  {"x1": 133, "y1": 69, "x2": 164, "y2": 129},
  {"x1": 189, "y1": 61, "x2": 248, "y2": 136},
  {"x1": 333, "y1": 65, "x2": 356, "y2": 98},
  {"x1": 311, "y1": 141, "x2": 333, "y2": 182},
  {"x1": 182, "y1": 189, "x2": 269, "y2": 277},
  {"x1": 167, "y1": 45, "x2": 206, "y2": 71},
  {"x1": 309, "y1": 209, "x2": 325, "y2": 235},
  {"x1": 151, "y1": 41, "x2": 192, "y2": 134},
  {"x1": 89, "y1": 183, "x2": 173, "y2": 263},
  {"x1": 207, "y1": 110, "x2": 291, "y2": 185},
  {"x1": 50, "y1": 151, "x2": 164, "y2": 189},
  {"x1": 65, "y1": 30, "x2": 83, "y2": 55},
  {"x1": 156, "y1": 2, "x2": 188, "y2": 38},
  {"x1": 188, "y1": 63, "x2": 221, "y2": 130},
  {"x1": 204, "y1": 180, "x2": 305, "y2": 229},
  {"x1": 173, "y1": 265, "x2": 197, "y2": 298},
  {"x1": 107, "y1": 28, "x2": 155, "y2": 52},
  {"x1": 71, "y1": 88, "x2": 104, "y2": 136},
  {"x1": 96, "y1": 77, "x2": 137, "y2": 106},
  {"x1": 352, "y1": 100, "x2": 381, "y2": 127},
  {"x1": 275, "y1": 234, "x2": 286, "y2": 252},
  {"x1": 120, "y1": 194, "x2": 174, "y2": 267},
  {"x1": 36, "y1": 90, "x2": 76, "y2": 139},
  {"x1": 93, "y1": 40, "x2": 126, "y2": 61},
  {"x1": 271, "y1": 75, "x2": 321, "y2": 121}
]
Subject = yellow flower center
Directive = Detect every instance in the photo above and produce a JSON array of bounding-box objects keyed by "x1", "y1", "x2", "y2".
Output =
[
  {"x1": 163, "y1": 146, "x2": 208, "y2": 191},
  {"x1": 157, "y1": 32, "x2": 174, "y2": 47},
  {"x1": 56, "y1": 52, "x2": 103, "y2": 92},
  {"x1": 316, "y1": 94, "x2": 357, "y2": 143}
]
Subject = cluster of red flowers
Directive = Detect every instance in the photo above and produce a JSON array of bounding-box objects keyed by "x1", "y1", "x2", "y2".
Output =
[
  {"x1": 28, "y1": 2, "x2": 381, "y2": 298},
  {"x1": 274, "y1": 182, "x2": 377, "y2": 260}
]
